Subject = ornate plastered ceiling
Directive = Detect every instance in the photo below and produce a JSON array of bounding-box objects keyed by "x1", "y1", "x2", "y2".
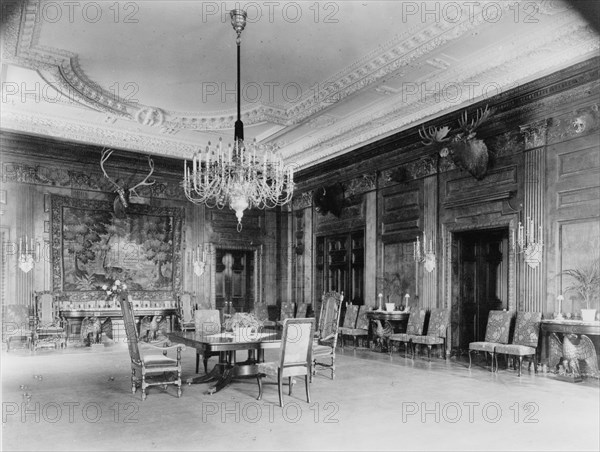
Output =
[{"x1": 1, "y1": 0, "x2": 598, "y2": 170}]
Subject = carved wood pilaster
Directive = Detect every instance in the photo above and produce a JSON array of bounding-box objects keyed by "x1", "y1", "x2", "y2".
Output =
[
  {"x1": 522, "y1": 147, "x2": 546, "y2": 312},
  {"x1": 520, "y1": 119, "x2": 548, "y2": 150}
]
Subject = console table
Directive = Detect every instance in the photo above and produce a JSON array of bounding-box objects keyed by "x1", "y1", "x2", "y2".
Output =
[
  {"x1": 540, "y1": 319, "x2": 600, "y2": 377},
  {"x1": 60, "y1": 307, "x2": 178, "y2": 343},
  {"x1": 365, "y1": 310, "x2": 409, "y2": 351}
]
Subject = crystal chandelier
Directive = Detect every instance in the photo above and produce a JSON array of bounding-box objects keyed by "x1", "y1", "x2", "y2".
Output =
[{"x1": 183, "y1": 9, "x2": 294, "y2": 231}]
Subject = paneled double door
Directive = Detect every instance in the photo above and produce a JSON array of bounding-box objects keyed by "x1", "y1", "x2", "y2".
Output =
[{"x1": 214, "y1": 248, "x2": 255, "y2": 314}]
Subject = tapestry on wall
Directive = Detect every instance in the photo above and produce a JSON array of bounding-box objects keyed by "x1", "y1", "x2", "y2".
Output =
[{"x1": 51, "y1": 195, "x2": 183, "y2": 299}]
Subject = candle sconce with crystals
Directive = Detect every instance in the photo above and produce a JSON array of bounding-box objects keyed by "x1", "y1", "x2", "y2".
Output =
[
  {"x1": 190, "y1": 245, "x2": 207, "y2": 277},
  {"x1": 413, "y1": 232, "x2": 436, "y2": 273},
  {"x1": 512, "y1": 216, "x2": 543, "y2": 269},
  {"x1": 18, "y1": 235, "x2": 38, "y2": 273}
]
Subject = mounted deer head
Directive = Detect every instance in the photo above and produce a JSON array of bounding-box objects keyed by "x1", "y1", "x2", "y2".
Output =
[
  {"x1": 419, "y1": 105, "x2": 495, "y2": 180},
  {"x1": 100, "y1": 148, "x2": 155, "y2": 218},
  {"x1": 313, "y1": 183, "x2": 345, "y2": 217}
]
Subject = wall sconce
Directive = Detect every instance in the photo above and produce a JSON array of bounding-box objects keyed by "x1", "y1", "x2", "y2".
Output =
[
  {"x1": 512, "y1": 216, "x2": 543, "y2": 269},
  {"x1": 18, "y1": 235, "x2": 37, "y2": 273},
  {"x1": 191, "y1": 245, "x2": 206, "y2": 277},
  {"x1": 413, "y1": 232, "x2": 436, "y2": 272}
]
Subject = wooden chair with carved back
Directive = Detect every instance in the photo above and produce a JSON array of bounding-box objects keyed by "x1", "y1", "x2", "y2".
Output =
[
  {"x1": 119, "y1": 293, "x2": 185, "y2": 400},
  {"x1": 312, "y1": 291, "x2": 343, "y2": 381},
  {"x1": 33, "y1": 291, "x2": 66, "y2": 350},
  {"x1": 177, "y1": 292, "x2": 196, "y2": 332}
]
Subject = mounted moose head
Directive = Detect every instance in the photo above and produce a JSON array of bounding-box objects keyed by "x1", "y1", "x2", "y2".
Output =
[
  {"x1": 313, "y1": 183, "x2": 345, "y2": 217},
  {"x1": 419, "y1": 105, "x2": 495, "y2": 180},
  {"x1": 100, "y1": 148, "x2": 155, "y2": 218}
]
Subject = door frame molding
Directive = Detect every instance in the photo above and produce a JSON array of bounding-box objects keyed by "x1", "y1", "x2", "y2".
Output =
[
  {"x1": 208, "y1": 243, "x2": 262, "y2": 310},
  {"x1": 442, "y1": 217, "x2": 517, "y2": 353}
]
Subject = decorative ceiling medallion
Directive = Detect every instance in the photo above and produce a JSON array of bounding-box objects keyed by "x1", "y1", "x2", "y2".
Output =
[{"x1": 4, "y1": 0, "x2": 535, "y2": 132}]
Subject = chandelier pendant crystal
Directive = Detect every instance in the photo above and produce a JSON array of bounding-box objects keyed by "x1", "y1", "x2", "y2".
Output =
[{"x1": 182, "y1": 9, "x2": 294, "y2": 232}]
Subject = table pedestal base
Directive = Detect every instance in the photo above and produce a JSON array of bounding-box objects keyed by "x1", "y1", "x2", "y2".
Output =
[{"x1": 186, "y1": 352, "x2": 264, "y2": 394}]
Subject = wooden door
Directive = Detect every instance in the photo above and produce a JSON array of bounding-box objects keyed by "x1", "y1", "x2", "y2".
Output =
[
  {"x1": 215, "y1": 249, "x2": 254, "y2": 314},
  {"x1": 457, "y1": 229, "x2": 509, "y2": 351}
]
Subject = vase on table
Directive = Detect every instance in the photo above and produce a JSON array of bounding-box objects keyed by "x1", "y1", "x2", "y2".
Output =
[{"x1": 581, "y1": 309, "x2": 597, "y2": 322}]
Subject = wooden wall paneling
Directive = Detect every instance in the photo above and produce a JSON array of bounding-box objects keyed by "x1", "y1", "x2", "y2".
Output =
[{"x1": 546, "y1": 131, "x2": 600, "y2": 314}]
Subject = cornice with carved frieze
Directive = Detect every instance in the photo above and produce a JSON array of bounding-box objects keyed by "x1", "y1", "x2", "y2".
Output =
[
  {"x1": 289, "y1": 22, "x2": 599, "y2": 169},
  {"x1": 1, "y1": 160, "x2": 184, "y2": 200},
  {"x1": 292, "y1": 192, "x2": 313, "y2": 211}
]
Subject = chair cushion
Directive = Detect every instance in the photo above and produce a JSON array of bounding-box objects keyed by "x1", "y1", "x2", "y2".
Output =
[
  {"x1": 338, "y1": 328, "x2": 368, "y2": 336},
  {"x1": 495, "y1": 344, "x2": 536, "y2": 356},
  {"x1": 7, "y1": 328, "x2": 32, "y2": 337},
  {"x1": 143, "y1": 354, "x2": 178, "y2": 367},
  {"x1": 257, "y1": 361, "x2": 279, "y2": 376},
  {"x1": 37, "y1": 327, "x2": 64, "y2": 334},
  {"x1": 388, "y1": 333, "x2": 411, "y2": 342},
  {"x1": 313, "y1": 344, "x2": 333, "y2": 356},
  {"x1": 469, "y1": 342, "x2": 497, "y2": 353},
  {"x1": 411, "y1": 335, "x2": 444, "y2": 345}
]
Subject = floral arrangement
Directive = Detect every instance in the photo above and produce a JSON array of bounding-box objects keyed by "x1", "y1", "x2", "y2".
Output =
[
  {"x1": 224, "y1": 312, "x2": 263, "y2": 331},
  {"x1": 102, "y1": 280, "x2": 127, "y2": 299}
]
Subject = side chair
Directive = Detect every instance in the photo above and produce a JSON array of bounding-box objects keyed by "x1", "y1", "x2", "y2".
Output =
[
  {"x1": 388, "y1": 309, "x2": 427, "y2": 356},
  {"x1": 410, "y1": 308, "x2": 450, "y2": 360},
  {"x1": 338, "y1": 304, "x2": 359, "y2": 349},
  {"x1": 277, "y1": 301, "x2": 296, "y2": 327},
  {"x1": 494, "y1": 311, "x2": 542, "y2": 377},
  {"x1": 252, "y1": 303, "x2": 276, "y2": 328},
  {"x1": 468, "y1": 310, "x2": 513, "y2": 372},
  {"x1": 4, "y1": 304, "x2": 33, "y2": 351},
  {"x1": 257, "y1": 318, "x2": 315, "y2": 407}
]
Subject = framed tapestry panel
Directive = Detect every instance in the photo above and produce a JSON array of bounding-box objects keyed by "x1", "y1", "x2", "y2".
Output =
[{"x1": 51, "y1": 195, "x2": 183, "y2": 300}]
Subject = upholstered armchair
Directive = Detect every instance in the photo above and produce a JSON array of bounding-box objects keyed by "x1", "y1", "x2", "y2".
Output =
[
  {"x1": 468, "y1": 310, "x2": 513, "y2": 371},
  {"x1": 120, "y1": 293, "x2": 185, "y2": 400},
  {"x1": 410, "y1": 308, "x2": 450, "y2": 360},
  {"x1": 494, "y1": 311, "x2": 542, "y2": 376},
  {"x1": 3, "y1": 304, "x2": 33, "y2": 351},
  {"x1": 257, "y1": 318, "x2": 315, "y2": 407},
  {"x1": 388, "y1": 309, "x2": 427, "y2": 356}
]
